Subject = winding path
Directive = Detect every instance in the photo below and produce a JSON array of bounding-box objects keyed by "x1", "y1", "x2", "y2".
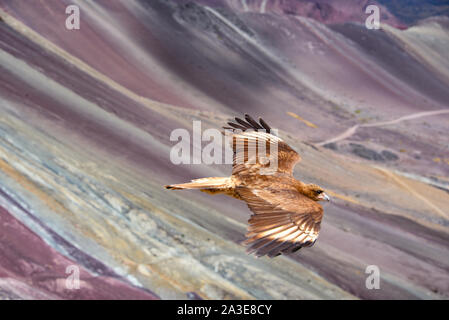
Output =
[{"x1": 316, "y1": 109, "x2": 449, "y2": 146}]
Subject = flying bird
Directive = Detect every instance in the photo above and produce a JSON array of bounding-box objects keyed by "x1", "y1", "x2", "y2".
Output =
[{"x1": 165, "y1": 114, "x2": 330, "y2": 257}]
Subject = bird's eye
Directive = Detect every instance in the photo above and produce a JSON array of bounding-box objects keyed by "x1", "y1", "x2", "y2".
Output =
[{"x1": 316, "y1": 190, "x2": 323, "y2": 194}]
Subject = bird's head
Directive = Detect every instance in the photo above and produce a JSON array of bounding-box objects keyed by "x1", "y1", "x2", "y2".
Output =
[{"x1": 302, "y1": 184, "x2": 330, "y2": 202}]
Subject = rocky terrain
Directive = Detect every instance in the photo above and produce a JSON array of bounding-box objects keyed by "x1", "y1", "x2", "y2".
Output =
[{"x1": 0, "y1": 0, "x2": 448, "y2": 299}]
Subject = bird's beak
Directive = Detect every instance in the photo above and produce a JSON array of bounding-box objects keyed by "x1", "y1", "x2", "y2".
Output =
[{"x1": 319, "y1": 192, "x2": 330, "y2": 201}]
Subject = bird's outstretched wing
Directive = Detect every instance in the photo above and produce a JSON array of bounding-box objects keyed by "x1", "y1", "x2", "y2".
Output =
[
  {"x1": 237, "y1": 187, "x2": 323, "y2": 257},
  {"x1": 224, "y1": 114, "x2": 300, "y2": 176}
]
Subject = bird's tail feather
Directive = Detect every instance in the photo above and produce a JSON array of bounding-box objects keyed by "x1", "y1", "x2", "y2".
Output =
[{"x1": 165, "y1": 177, "x2": 231, "y2": 190}]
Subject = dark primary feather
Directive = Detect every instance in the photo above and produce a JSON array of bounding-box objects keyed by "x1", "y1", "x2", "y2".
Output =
[
  {"x1": 227, "y1": 122, "x2": 247, "y2": 130},
  {"x1": 259, "y1": 118, "x2": 271, "y2": 132},
  {"x1": 235, "y1": 117, "x2": 253, "y2": 128},
  {"x1": 244, "y1": 114, "x2": 264, "y2": 130},
  {"x1": 224, "y1": 114, "x2": 274, "y2": 135}
]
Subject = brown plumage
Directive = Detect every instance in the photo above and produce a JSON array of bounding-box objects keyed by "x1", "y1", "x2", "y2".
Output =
[{"x1": 165, "y1": 114, "x2": 330, "y2": 258}]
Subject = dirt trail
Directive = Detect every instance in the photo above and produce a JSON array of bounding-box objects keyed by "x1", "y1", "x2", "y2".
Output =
[{"x1": 316, "y1": 109, "x2": 449, "y2": 146}]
